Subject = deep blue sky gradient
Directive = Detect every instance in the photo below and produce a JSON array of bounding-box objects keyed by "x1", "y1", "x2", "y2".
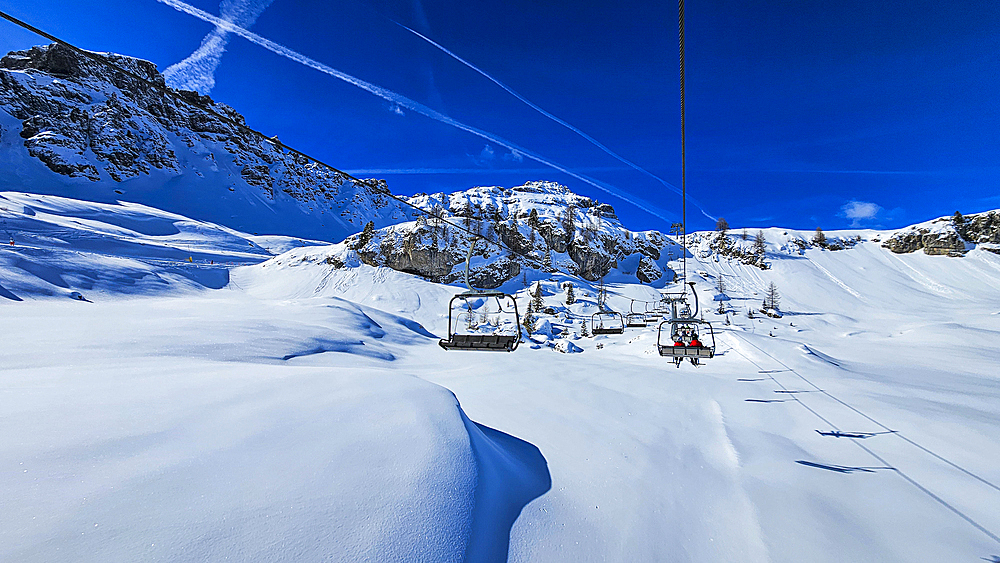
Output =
[{"x1": 1, "y1": 0, "x2": 998, "y2": 232}]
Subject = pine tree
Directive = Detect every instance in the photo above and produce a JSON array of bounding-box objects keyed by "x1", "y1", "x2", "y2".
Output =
[
  {"x1": 753, "y1": 230, "x2": 767, "y2": 258},
  {"x1": 765, "y1": 282, "x2": 781, "y2": 311},
  {"x1": 528, "y1": 208, "x2": 540, "y2": 231},
  {"x1": 531, "y1": 282, "x2": 544, "y2": 312},
  {"x1": 542, "y1": 247, "x2": 552, "y2": 271},
  {"x1": 355, "y1": 220, "x2": 375, "y2": 249},
  {"x1": 812, "y1": 227, "x2": 826, "y2": 247},
  {"x1": 466, "y1": 301, "x2": 477, "y2": 330},
  {"x1": 522, "y1": 310, "x2": 536, "y2": 334},
  {"x1": 563, "y1": 204, "x2": 576, "y2": 241},
  {"x1": 580, "y1": 319, "x2": 590, "y2": 338},
  {"x1": 565, "y1": 282, "x2": 576, "y2": 305},
  {"x1": 741, "y1": 228, "x2": 748, "y2": 240},
  {"x1": 716, "y1": 217, "x2": 729, "y2": 234},
  {"x1": 953, "y1": 211, "x2": 967, "y2": 239}
]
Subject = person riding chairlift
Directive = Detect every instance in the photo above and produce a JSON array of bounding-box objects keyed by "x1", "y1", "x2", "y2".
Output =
[
  {"x1": 689, "y1": 332, "x2": 702, "y2": 348},
  {"x1": 672, "y1": 331, "x2": 684, "y2": 347}
]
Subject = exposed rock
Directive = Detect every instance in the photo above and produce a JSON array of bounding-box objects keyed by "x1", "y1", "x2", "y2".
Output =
[{"x1": 883, "y1": 216, "x2": 975, "y2": 256}]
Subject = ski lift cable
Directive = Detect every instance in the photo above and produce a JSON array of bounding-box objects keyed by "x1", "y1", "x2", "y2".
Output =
[
  {"x1": 677, "y1": 0, "x2": 687, "y2": 291},
  {"x1": 0, "y1": 10, "x2": 552, "y2": 273},
  {"x1": 727, "y1": 340, "x2": 1000, "y2": 545}
]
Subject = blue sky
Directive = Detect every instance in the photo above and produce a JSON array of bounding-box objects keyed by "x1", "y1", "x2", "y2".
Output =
[{"x1": 1, "y1": 0, "x2": 998, "y2": 232}]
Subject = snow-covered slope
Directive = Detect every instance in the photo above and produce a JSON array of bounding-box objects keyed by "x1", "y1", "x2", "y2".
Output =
[
  {"x1": 0, "y1": 191, "x2": 333, "y2": 300},
  {"x1": 0, "y1": 44, "x2": 410, "y2": 241},
  {"x1": 3, "y1": 193, "x2": 1000, "y2": 561}
]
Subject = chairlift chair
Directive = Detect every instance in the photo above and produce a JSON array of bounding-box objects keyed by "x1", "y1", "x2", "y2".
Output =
[
  {"x1": 643, "y1": 301, "x2": 662, "y2": 322},
  {"x1": 439, "y1": 238, "x2": 521, "y2": 352},
  {"x1": 626, "y1": 313, "x2": 647, "y2": 328},
  {"x1": 656, "y1": 283, "x2": 716, "y2": 366},
  {"x1": 629, "y1": 300, "x2": 651, "y2": 326},
  {"x1": 657, "y1": 318, "x2": 716, "y2": 367},
  {"x1": 591, "y1": 311, "x2": 625, "y2": 335}
]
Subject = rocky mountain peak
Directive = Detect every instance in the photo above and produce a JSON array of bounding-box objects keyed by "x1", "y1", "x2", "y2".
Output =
[{"x1": 0, "y1": 43, "x2": 407, "y2": 241}]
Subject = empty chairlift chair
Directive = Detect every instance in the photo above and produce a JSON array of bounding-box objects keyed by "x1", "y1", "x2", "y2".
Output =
[
  {"x1": 439, "y1": 238, "x2": 521, "y2": 352},
  {"x1": 626, "y1": 313, "x2": 647, "y2": 328},
  {"x1": 628, "y1": 300, "x2": 649, "y2": 327},
  {"x1": 591, "y1": 311, "x2": 625, "y2": 335},
  {"x1": 644, "y1": 301, "x2": 661, "y2": 323}
]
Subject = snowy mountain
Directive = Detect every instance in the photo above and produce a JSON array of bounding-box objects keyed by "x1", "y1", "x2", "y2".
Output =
[
  {"x1": 3, "y1": 190, "x2": 1000, "y2": 561},
  {"x1": 0, "y1": 43, "x2": 410, "y2": 242}
]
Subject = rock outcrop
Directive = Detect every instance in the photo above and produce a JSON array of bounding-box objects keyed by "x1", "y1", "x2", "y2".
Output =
[
  {"x1": 882, "y1": 210, "x2": 999, "y2": 256},
  {"x1": 330, "y1": 182, "x2": 679, "y2": 288}
]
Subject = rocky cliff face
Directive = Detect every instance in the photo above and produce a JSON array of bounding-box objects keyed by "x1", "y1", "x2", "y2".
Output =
[
  {"x1": 328, "y1": 182, "x2": 679, "y2": 288},
  {"x1": 0, "y1": 43, "x2": 409, "y2": 241},
  {"x1": 882, "y1": 211, "x2": 999, "y2": 256}
]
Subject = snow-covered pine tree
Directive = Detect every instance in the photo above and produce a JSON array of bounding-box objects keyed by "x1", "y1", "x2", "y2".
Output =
[
  {"x1": 565, "y1": 282, "x2": 576, "y2": 304},
  {"x1": 741, "y1": 228, "x2": 748, "y2": 240},
  {"x1": 580, "y1": 319, "x2": 590, "y2": 338},
  {"x1": 531, "y1": 282, "x2": 544, "y2": 311}
]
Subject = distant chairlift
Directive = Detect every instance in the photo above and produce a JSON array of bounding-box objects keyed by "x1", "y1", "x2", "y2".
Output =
[
  {"x1": 657, "y1": 282, "x2": 716, "y2": 367},
  {"x1": 591, "y1": 311, "x2": 625, "y2": 335},
  {"x1": 439, "y1": 238, "x2": 521, "y2": 352},
  {"x1": 626, "y1": 313, "x2": 647, "y2": 328},
  {"x1": 643, "y1": 301, "x2": 661, "y2": 322},
  {"x1": 627, "y1": 300, "x2": 647, "y2": 328}
]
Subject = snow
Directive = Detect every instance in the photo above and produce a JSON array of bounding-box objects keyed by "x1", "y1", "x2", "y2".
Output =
[{"x1": 3, "y1": 192, "x2": 1000, "y2": 561}]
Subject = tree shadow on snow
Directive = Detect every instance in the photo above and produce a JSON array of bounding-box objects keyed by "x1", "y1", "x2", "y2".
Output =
[{"x1": 460, "y1": 413, "x2": 551, "y2": 563}]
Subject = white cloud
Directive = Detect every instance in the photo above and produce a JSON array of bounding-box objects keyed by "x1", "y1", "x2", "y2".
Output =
[
  {"x1": 164, "y1": 0, "x2": 276, "y2": 93},
  {"x1": 841, "y1": 200, "x2": 882, "y2": 227},
  {"x1": 504, "y1": 149, "x2": 524, "y2": 163}
]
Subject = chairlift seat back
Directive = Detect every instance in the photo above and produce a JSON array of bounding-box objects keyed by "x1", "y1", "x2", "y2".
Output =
[{"x1": 439, "y1": 334, "x2": 519, "y2": 352}]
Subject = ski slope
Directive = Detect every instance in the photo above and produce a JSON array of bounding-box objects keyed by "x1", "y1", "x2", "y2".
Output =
[{"x1": 2, "y1": 194, "x2": 999, "y2": 562}]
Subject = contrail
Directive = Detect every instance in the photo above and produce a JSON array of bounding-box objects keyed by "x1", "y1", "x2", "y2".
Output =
[
  {"x1": 393, "y1": 20, "x2": 716, "y2": 222},
  {"x1": 154, "y1": 0, "x2": 681, "y2": 225},
  {"x1": 164, "y1": 0, "x2": 275, "y2": 93}
]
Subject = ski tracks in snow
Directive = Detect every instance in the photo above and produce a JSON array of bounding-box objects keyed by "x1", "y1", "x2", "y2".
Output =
[
  {"x1": 704, "y1": 399, "x2": 770, "y2": 562},
  {"x1": 810, "y1": 260, "x2": 865, "y2": 301}
]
